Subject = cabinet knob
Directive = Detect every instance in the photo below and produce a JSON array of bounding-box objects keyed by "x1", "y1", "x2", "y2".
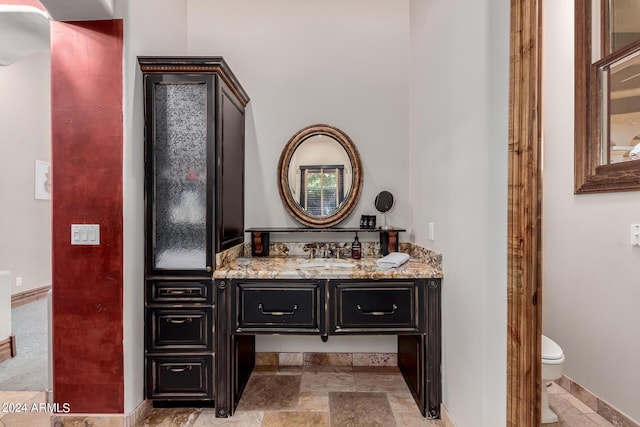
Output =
[{"x1": 206, "y1": 266, "x2": 212, "y2": 272}]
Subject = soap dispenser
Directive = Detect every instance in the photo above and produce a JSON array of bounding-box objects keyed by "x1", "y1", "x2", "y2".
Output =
[{"x1": 351, "y1": 234, "x2": 361, "y2": 260}]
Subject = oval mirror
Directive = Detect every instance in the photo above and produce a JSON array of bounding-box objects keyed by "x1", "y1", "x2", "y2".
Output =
[{"x1": 277, "y1": 124, "x2": 363, "y2": 228}]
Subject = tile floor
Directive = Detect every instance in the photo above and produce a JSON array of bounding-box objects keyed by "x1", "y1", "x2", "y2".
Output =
[
  {"x1": 0, "y1": 375, "x2": 618, "y2": 426},
  {"x1": 140, "y1": 368, "x2": 617, "y2": 427},
  {"x1": 0, "y1": 391, "x2": 49, "y2": 427},
  {"x1": 546, "y1": 381, "x2": 613, "y2": 427},
  {"x1": 143, "y1": 365, "x2": 441, "y2": 427}
]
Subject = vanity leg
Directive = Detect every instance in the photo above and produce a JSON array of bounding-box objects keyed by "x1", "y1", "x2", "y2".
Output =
[
  {"x1": 234, "y1": 335, "x2": 255, "y2": 406},
  {"x1": 216, "y1": 280, "x2": 255, "y2": 418},
  {"x1": 425, "y1": 279, "x2": 442, "y2": 419},
  {"x1": 215, "y1": 280, "x2": 232, "y2": 418},
  {"x1": 398, "y1": 279, "x2": 442, "y2": 419},
  {"x1": 398, "y1": 335, "x2": 426, "y2": 416}
]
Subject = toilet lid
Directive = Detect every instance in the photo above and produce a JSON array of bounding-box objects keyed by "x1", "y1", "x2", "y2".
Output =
[{"x1": 542, "y1": 335, "x2": 563, "y2": 361}]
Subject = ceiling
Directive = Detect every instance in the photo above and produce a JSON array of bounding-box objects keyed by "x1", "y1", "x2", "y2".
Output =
[
  {"x1": 0, "y1": 5, "x2": 49, "y2": 66},
  {"x1": 0, "y1": 0, "x2": 113, "y2": 66},
  {"x1": 38, "y1": 0, "x2": 113, "y2": 22}
]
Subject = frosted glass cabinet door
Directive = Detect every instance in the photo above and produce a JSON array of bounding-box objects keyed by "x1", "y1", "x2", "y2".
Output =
[{"x1": 148, "y1": 76, "x2": 214, "y2": 272}]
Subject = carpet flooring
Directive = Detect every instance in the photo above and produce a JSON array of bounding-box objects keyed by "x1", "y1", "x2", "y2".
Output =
[{"x1": 0, "y1": 299, "x2": 48, "y2": 391}]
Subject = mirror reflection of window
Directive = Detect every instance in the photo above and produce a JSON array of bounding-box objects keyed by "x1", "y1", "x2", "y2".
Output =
[
  {"x1": 299, "y1": 165, "x2": 344, "y2": 217},
  {"x1": 601, "y1": 49, "x2": 640, "y2": 164},
  {"x1": 608, "y1": 0, "x2": 640, "y2": 54},
  {"x1": 288, "y1": 134, "x2": 352, "y2": 217},
  {"x1": 596, "y1": 0, "x2": 640, "y2": 166}
]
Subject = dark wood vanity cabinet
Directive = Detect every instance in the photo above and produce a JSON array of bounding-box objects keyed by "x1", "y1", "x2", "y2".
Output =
[
  {"x1": 218, "y1": 277, "x2": 442, "y2": 418},
  {"x1": 139, "y1": 57, "x2": 249, "y2": 404}
]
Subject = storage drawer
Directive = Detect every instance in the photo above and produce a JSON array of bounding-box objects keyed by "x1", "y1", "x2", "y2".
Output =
[
  {"x1": 331, "y1": 281, "x2": 420, "y2": 333},
  {"x1": 147, "y1": 307, "x2": 213, "y2": 352},
  {"x1": 146, "y1": 355, "x2": 213, "y2": 400},
  {"x1": 234, "y1": 280, "x2": 323, "y2": 333},
  {"x1": 147, "y1": 280, "x2": 213, "y2": 305}
]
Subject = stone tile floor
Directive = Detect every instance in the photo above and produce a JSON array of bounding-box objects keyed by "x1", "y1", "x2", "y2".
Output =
[
  {"x1": 0, "y1": 373, "x2": 618, "y2": 426},
  {"x1": 143, "y1": 366, "x2": 441, "y2": 427},
  {"x1": 0, "y1": 391, "x2": 49, "y2": 427},
  {"x1": 546, "y1": 382, "x2": 614, "y2": 427}
]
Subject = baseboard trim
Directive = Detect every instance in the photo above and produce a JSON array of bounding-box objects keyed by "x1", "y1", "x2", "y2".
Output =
[
  {"x1": 556, "y1": 375, "x2": 639, "y2": 427},
  {"x1": 11, "y1": 284, "x2": 51, "y2": 308},
  {"x1": 441, "y1": 403, "x2": 456, "y2": 427},
  {"x1": 0, "y1": 334, "x2": 17, "y2": 363}
]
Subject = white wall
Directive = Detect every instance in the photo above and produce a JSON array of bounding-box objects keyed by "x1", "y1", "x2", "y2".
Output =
[
  {"x1": 542, "y1": 0, "x2": 640, "y2": 423},
  {"x1": 0, "y1": 271, "x2": 11, "y2": 341},
  {"x1": 118, "y1": 1, "x2": 511, "y2": 422},
  {"x1": 0, "y1": 50, "x2": 51, "y2": 295},
  {"x1": 187, "y1": 0, "x2": 411, "y2": 234},
  {"x1": 409, "y1": 1, "x2": 509, "y2": 426},
  {"x1": 187, "y1": 0, "x2": 410, "y2": 353},
  {"x1": 118, "y1": 0, "x2": 188, "y2": 413}
]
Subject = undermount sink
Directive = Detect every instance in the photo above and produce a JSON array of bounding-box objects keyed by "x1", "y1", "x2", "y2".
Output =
[{"x1": 298, "y1": 260, "x2": 355, "y2": 269}]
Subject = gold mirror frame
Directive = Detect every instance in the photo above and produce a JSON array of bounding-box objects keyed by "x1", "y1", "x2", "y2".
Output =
[{"x1": 277, "y1": 124, "x2": 363, "y2": 228}]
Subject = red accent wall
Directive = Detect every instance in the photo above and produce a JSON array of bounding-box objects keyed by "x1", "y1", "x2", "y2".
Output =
[{"x1": 50, "y1": 20, "x2": 124, "y2": 414}]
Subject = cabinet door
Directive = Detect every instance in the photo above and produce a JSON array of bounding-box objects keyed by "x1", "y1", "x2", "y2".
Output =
[
  {"x1": 233, "y1": 280, "x2": 324, "y2": 333},
  {"x1": 146, "y1": 307, "x2": 213, "y2": 352},
  {"x1": 146, "y1": 280, "x2": 213, "y2": 305},
  {"x1": 331, "y1": 280, "x2": 421, "y2": 333},
  {"x1": 146, "y1": 355, "x2": 214, "y2": 400},
  {"x1": 217, "y1": 84, "x2": 245, "y2": 251},
  {"x1": 145, "y1": 74, "x2": 215, "y2": 275}
]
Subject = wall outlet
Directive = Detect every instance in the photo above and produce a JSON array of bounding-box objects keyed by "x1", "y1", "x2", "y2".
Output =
[
  {"x1": 631, "y1": 224, "x2": 640, "y2": 246},
  {"x1": 428, "y1": 222, "x2": 435, "y2": 241},
  {"x1": 16, "y1": 276, "x2": 22, "y2": 287}
]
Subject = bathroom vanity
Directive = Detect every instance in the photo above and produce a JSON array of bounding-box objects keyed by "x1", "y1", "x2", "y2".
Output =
[
  {"x1": 213, "y1": 242, "x2": 443, "y2": 418},
  {"x1": 138, "y1": 75, "x2": 443, "y2": 419}
]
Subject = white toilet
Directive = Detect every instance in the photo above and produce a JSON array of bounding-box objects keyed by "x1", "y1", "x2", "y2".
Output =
[{"x1": 541, "y1": 335, "x2": 565, "y2": 424}]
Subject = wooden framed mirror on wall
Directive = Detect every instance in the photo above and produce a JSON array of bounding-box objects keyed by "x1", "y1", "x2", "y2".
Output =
[
  {"x1": 277, "y1": 124, "x2": 363, "y2": 228},
  {"x1": 575, "y1": 0, "x2": 640, "y2": 193}
]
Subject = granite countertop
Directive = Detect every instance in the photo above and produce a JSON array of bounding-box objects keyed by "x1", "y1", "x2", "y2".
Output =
[{"x1": 213, "y1": 249, "x2": 443, "y2": 280}]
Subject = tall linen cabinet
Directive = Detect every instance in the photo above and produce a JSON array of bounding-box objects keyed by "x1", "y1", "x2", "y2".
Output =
[{"x1": 138, "y1": 57, "x2": 249, "y2": 404}]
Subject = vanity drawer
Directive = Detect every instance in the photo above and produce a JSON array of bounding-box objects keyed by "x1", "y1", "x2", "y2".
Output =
[
  {"x1": 234, "y1": 280, "x2": 323, "y2": 333},
  {"x1": 146, "y1": 307, "x2": 213, "y2": 352},
  {"x1": 146, "y1": 355, "x2": 213, "y2": 400},
  {"x1": 331, "y1": 280, "x2": 420, "y2": 333},
  {"x1": 147, "y1": 280, "x2": 213, "y2": 305}
]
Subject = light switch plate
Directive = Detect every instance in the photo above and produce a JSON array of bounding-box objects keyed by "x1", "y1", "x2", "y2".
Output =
[
  {"x1": 71, "y1": 224, "x2": 100, "y2": 245},
  {"x1": 630, "y1": 224, "x2": 640, "y2": 247}
]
